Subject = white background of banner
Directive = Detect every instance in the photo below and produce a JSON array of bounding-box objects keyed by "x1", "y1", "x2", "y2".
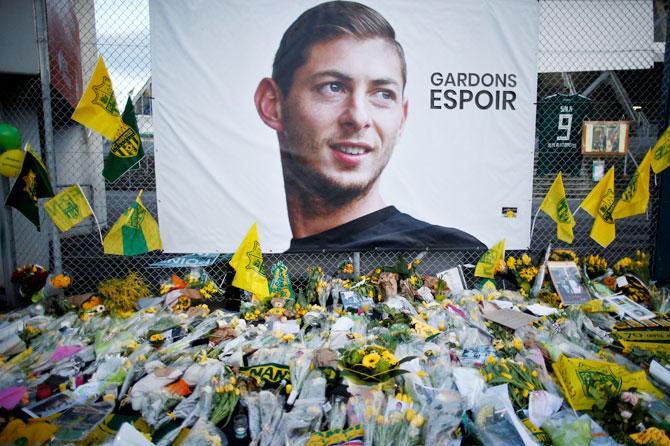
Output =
[{"x1": 151, "y1": 0, "x2": 539, "y2": 252}]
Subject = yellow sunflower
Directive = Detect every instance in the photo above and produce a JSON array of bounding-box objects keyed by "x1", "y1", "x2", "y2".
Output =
[{"x1": 361, "y1": 352, "x2": 381, "y2": 369}]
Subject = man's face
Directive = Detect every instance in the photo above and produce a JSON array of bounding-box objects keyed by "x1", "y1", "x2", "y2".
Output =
[{"x1": 280, "y1": 36, "x2": 408, "y2": 202}]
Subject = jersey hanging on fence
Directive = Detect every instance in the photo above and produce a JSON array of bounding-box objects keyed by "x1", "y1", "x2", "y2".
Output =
[{"x1": 537, "y1": 94, "x2": 593, "y2": 176}]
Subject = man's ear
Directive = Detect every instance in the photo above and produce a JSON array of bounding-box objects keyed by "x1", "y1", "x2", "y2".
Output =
[
  {"x1": 254, "y1": 78, "x2": 284, "y2": 132},
  {"x1": 398, "y1": 97, "x2": 409, "y2": 136}
]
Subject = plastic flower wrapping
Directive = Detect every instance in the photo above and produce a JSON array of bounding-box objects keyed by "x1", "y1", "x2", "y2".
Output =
[{"x1": 0, "y1": 252, "x2": 668, "y2": 445}]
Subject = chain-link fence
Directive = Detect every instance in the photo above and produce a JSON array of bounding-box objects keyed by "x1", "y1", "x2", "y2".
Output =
[{"x1": 1, "y1": 0, "x2": 668, "y2": 306}]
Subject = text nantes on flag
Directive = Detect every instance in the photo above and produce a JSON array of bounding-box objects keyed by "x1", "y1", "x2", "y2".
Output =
[
  {"x1": 229, "y1": 223, "x2": 270, "y2": 301},
  {"x1": 613, "y1": 149, "x2": 652, "y2": 220},
  {"x1": 71, "y1": 55, "x2": 124, "y2": 141},
  {"x1": 103, "y1": 97, "x2": 144, "y2": 183},
  {"x1": 44, "y1": 184, "x2": 94, "y2": 232},
  {"x1": 539, "y1": 172, "x2": 576, "y2": 244},
  {"x1": 103, "y1": 190, "x2": 162, "y2": 256},
  {"x1": 5, "y1": 148, "x2": 54, "y2": 231},
  {"x1": 651, "y1": 124, "x2": 670, "y2": 174},
  {"x1": 580, "y1": 166, "x2": 616, "y2": 248},
  {"x1": 475, "y1": 239, "x2": 505, "y2": 279}
]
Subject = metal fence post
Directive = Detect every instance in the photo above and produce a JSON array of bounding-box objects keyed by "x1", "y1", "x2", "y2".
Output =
[{"x1": 34, "y1": 0, "x2": 63, "y2": 275}]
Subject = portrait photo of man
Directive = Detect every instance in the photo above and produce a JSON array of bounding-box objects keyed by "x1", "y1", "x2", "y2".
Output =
[
  {"x1": 152, "y1": 0, "x2": 538, "y2": 253},
  {"x1": 253, "y1": 1, "x2": 485, "y2": 252}
]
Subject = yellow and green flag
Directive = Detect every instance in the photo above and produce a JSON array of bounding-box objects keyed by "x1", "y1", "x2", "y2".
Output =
[
  {"x1": 104, "y1": 190, "x2": 162, "y2": 256},
  {"x1": 71, "y1": 56, "x2": 124, "y2": 141},
  {"x1": 651, "y1": 124, "x2": 670, "y2": 174},
  {"x1": 475, "y1": 239, "x2": 505, "y2": 279},
  {"x1": 44, "y1": 184, "x2": 93, "y2": 232},
  {"x1": 103, "y1": 97, "x2": 144, "y2": 183},
  {"x1": 229, "y1": 223, "x2": 270, "y2": 301},
  {"x1": 613, "y1": 149, "x2": 651, "y2": 219},
  {"x1": 580, "y1": 167, "x2": 616, "y2": 248},
  {"x1": 539, "y1": 172, "x2": 575, "y2": 243},
  {"x1": 5, "y1": 148, "x2": 54, "y2": 231}
]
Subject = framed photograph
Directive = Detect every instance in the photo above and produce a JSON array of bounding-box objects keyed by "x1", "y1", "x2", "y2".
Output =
[
  {"x1": 582, "y1": 121, "x2": 629, "y2": 156},
  {"x1": 547, "y1": 261, "x2": 591, "y2": 305}
]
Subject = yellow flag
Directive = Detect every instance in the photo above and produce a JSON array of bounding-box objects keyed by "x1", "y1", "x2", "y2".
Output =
[
  {"x1": 475, "y1": 239, "x2": 505, "y2": 279},
  {"x1": 651, "y1": 124, "x2": 670, "y2": 174},
  {"x1": 539, "y1": 172, "x2": 575, "y2": 243},
  {"x1": 229, "y1": 223, "x2": 270, "y2": 300},
  {"x1": 580, "y1": 167, "x2": 616, "y2": 248},
  {"x1": 104, "y1": 190, "x2": 162, "y2": 256},
  {"x1": 71, "y1": 56, "x2": 124, "y2": 141},
  {"x1": 44, "y1": 184, "x2": 93, "y2": 232},
  {"x1": 613, "y1": 150, "x2": 651, "y2": 219}
]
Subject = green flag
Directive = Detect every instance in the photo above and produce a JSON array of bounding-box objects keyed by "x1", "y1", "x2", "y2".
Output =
[
  {"x1": 102, "y1": 97, "x2": 144, "y2": 183},
  {"x1": 5, "y1": 149, "x2": 54, "y2": 230}
]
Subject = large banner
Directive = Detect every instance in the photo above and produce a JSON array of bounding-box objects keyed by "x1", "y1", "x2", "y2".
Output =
[{"x1": 151, "y1": 0, "x2": 539, "y2": 252}]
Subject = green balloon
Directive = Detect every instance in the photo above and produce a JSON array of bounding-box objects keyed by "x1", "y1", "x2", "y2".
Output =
[{"x1": 0, "y1": 123, "x2": 21, "y2": 150}]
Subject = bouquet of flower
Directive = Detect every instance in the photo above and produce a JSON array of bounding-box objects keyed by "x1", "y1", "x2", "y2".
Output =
[
  {"x1": 338, "y1": 344, "x2": 412, "y2": 384},
  {"x1": 480, "y1": 356, "x2": 544, "y2": 411},
  {"x1": 160, "y1": 272, "x2": 222, "y2": 299},
  {"x1": 504, "y1": 254, "x2": 538, "y2": 296},
  {"x1": 98, "y1": 271, "x2": 151, "y2": 317},
  {"x1": 613, "y1": 250, "x2": 650, "y2": 283},
  {"x1": 210, "y1": 373, "x2": 239, "y2": 426},
  {"x1": 11, "y1": 264, "x2": 49, "y2": 301},
  {"x1": 550, "y1": 249, "x2": 579, "y2": 264},
  {"x1": 583, "y1": 254, "x2": 608, "y2": 279}
]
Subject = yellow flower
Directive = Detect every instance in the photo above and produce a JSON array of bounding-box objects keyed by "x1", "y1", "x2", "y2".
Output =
[
  {"x1": 51, "y1": 274, "x2": 71, "y2": 289},
  {"x1": 411, "y1": 414, "x2": 425, "y2": 428},
  {"x1": 285, "y1": 384, "x2": 293, "y2": 394},
  {"x1": 382, "y1": 350, "x2": 398, "y2": 365},
  {"x1": 522, "y1": 253, "x2": 532, "y2": 265},
  {"x1": 531, "y1": 370, "x2": 538, "y2": 378},
  {"x1": 506, "y1": 257, "x2": 516, "y2": 270},
  {"x1": 486, "y1": 355, "x2": 497, "y2": 365},
  {"x1": 513, "y1": 338, "x2": 523, "y2": 351},
  {"x1": 416, "y1": 370, "x2": 427, "y2": 378},
  {"x1": 281, "y1": 334, "x2": 295, "y2": 343},
  {"x1": 523, "y1": 389, "x2": 529, "y2": 398},
  {"x1": 501, "y1": 372, "x2": 513, "y2": 380},
  {"x1": 150, "y1": 334, "x2": 164, "y2": 342},
  {"x1": 409, "y1": 275, "x2": 418, "y2": 286},
  {"x1": 361, "y1": 353, "x2": 381, "y2": 369}
]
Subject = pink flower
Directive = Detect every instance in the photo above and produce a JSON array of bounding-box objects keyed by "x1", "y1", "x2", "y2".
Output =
[
  {"x1": 620, "y1": 410, "x2": 633, "y2": 419},
  {"x1": 621, "y1": 392, "x2": 639, "y2": 406}
]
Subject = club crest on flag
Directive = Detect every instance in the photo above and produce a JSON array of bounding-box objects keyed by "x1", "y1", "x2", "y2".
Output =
[
  {"x1": 111, "y1": 123, "x2": 141, "y2": 158},
  {"x1": 92, "y1": 75, "x2": 119, "y2": 115},
  {"x1": 22, "y1": 170, "x2": 37, "y2": 202},
  {"x1": 620, "y1": 171, "x2": 638, "y2": 201},
  {"x1": 598, "y1": 189, "x2": 615, "y2": 224},
  {"x1": 127, "y1": 203, "x2": 146, "y2": 229},
  {"x1": 53, "y1": 195, "x2": 80, "y2": 221},
  {"x1": 245, "y1": 241, "x2": 266, "y2": 276},
  {"x1": 557, "y1": 198, "x2": 571, "y2": 223}
]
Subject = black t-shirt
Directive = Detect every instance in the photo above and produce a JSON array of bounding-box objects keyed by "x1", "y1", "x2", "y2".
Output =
[{"x1": 287, "y1": 206, "x2": 486, "y2": 252}]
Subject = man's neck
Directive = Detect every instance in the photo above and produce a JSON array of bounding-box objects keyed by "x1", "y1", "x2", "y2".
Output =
[{"x1": 286, "y1": 185, "x2": 386, "y2": 239}]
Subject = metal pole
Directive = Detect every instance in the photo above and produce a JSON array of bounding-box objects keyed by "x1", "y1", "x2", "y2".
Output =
[
  {"x1": 353, "y1": 252, "x2": 361, "y2": 277},
  {"x1": 34, "y1": 0, "x2": 63, "y2": 274}
]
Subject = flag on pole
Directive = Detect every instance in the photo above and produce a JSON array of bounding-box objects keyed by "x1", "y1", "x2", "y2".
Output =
[
  {"x1": 103, "y1": 97, "x2": 144, "y2": 183},
  {"x1": 103, "y1": 190, "x2": 162, "y2": 256},
  {"x1": 474, "y1": 239, "x2": 505, "y2": 279},
  {"x1": 229, "y1": 223, "x2": 270, "y2": 301},
  {"x1": 613, "y1": 149, "x2": 652, "y2": 219},
  {"x1": 71, "y1": 56, "x2": 124, "y2": 140},
  {"x1": 651, "y1": 125, "x2": 670, "y2": 174},
  {"x1": 44, "y1": 184, "x2": 94, "y2": 232},
  {"x1": 539, "y1": 172, "x2": 575, "y2": 243},
  {"x1": 5, "y1": 148, "x2": 54, "y2": 230},
  {"x1": 580, "y1": 167, "x2": 616, "y2": 248}
]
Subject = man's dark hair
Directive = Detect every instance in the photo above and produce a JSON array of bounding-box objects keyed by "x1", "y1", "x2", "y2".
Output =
[{"x1": 272, "y1": 1, "x2": 407, "y2": 97}]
